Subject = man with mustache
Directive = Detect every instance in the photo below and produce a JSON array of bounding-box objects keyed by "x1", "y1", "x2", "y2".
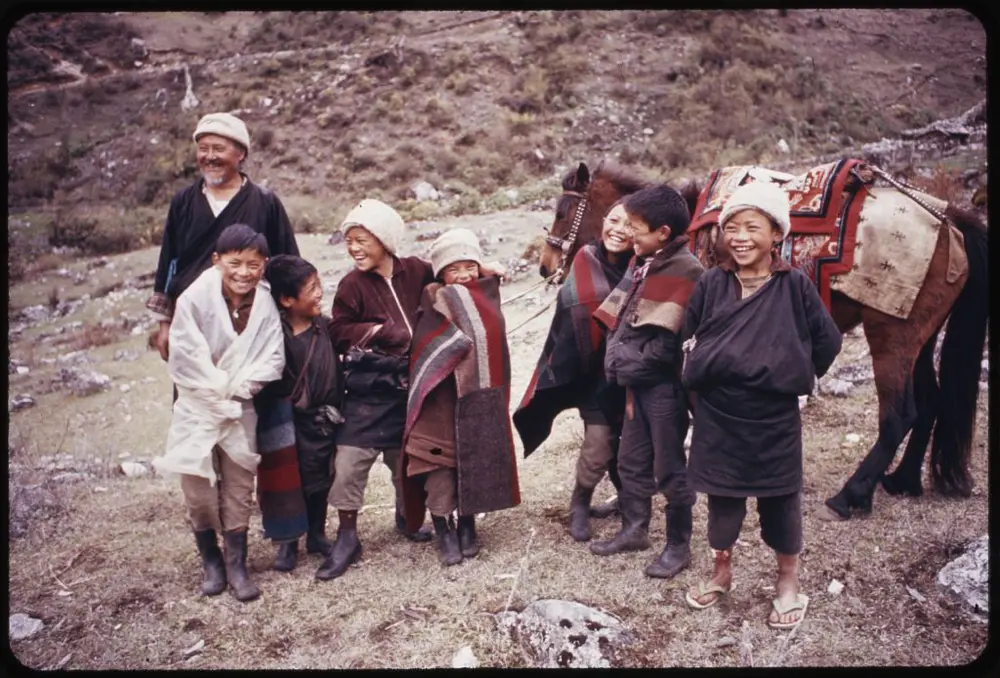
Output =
[{"x1": 146, "y1": 112, "x2": 300, "y2": 358}]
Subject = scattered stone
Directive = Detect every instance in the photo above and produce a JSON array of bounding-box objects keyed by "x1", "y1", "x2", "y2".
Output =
[
  {"x1": 497, "y1": 599, "x2": 634, "y2": 668},
  {"x1": 905, "y1": 585, "x2": 926, "y2": 603},
  {"x1": 981, "y1": 359, "x2": 988, "y2": 382},
  {"x1": 327, "y1": 231, "x2": 344, "y2": 246},
  {"x1": 608, "y1": 114, "x2": 620, "y2": 125},
  {"x1": 140, "y1": 377, "x2": 157, "y2": 384},
  {"x1": 937, "y1": 535, "x2": 988, "y2": 622},
  {"x1": 183, "y1": 639, "x2": 205, "y2": 658},
  {"x1": 11, "y1": 395, "x2": 36, "y2": 411},
  {"x1": 73, "y1": 272, "x2": 87, "y2": 286},
  {"x1": 20, "y1": 305, "x2": 50, "y2": 324},
  {"x1": 58, "y1": 367, "x2": 111, "y2": 397},
  {"x1": 9, "y1": 614, "x2": 45, "y2": 641},
  {"x1": 777, "y1": 138, "x2": 791, "y2": 154},
  {"x1": 451, "y1": 646, "x2": 479, "y2": 668},
  {"x1": 505, "y1": 189, "x2": 520, "y2": 202},
  {"x1": 412, "y1": 181, "x2": 440, "y2": 202},
  {"x1": 119, "y1": 384, "x2": 132, "y2": 393},
  {"x1": 119, "y1": 462, "x2": 150, "y2": 478},
  {"x1": 642, "y1": 128, "x2": 654, "y2": 136},
  {"x1": 843, "y1": 433, "x2": 862, "y2": 446},
  {"x1": 93, "y1": 486, "x2": 109, "y2": 493},
  {"x1": 715, "y1": 636, "x2": 738, "y2": 648},
  {"x1": 113, "y1": 349, "x2": 140, "y2": 362},
  {"x1": 827, "y1": 579, "x2": 845, "y2": 596},
  {"x1": 798, "y1": 395, "x2": 809, "y2": 410},
  {"x1": 416, "y1": 229, "x2": 443, "y2": 242},
  {"x1": 16, "y1": 366, "x2": 30, "y2": 375},
  {"x1": 831, "y1": 361, "x2": 875, "y2": 384},
  {"x1": 818, "y1": 376, "x2": 854, "y2": 397}
]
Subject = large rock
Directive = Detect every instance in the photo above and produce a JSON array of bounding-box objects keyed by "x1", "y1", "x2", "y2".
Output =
[
  {"x1": 9, "y1": 613, "x2": 44, "y2": 641},
  {"x1": 937, "y1": 535, "x2": 988, "y2": 622},
  {"x1": 817, "y1": 376, "x2": 854, "y2": 397},
  {"x1": 58, "y1": 367, "x2": 111, "y2": 397},
  {"x1": 497, "y1": 599, "x2": 634, "y2": 668}
]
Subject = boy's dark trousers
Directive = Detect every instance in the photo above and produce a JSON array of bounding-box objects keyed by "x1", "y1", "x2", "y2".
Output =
[{"x1": 591, "y1": 379, "x2": 693, "y2": 578}]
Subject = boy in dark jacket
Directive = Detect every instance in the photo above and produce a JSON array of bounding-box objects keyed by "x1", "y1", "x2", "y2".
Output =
[
  {"x1": 261, "y1": 255, "x2": 344, "y2": 575},
  {"x1": 590, "y1": 185, "x2": 705, "y2": 581}
]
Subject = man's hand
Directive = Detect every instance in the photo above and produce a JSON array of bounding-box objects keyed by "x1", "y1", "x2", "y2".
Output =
[
  {"x1": 481, "y1": 260, "x2": 508, "y2": 282},
  {"x1": 156, "y1": 320, "x2": 171, "y2": 361}
]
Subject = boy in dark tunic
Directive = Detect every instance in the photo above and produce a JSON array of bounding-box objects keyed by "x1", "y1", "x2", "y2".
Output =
[
  {"x1": 261, "y1": 255, "x2": 344, "y2": 574},
  {"x1": 680, "y1": 181, "x2": 842, "y2": 629},
  {"x1": 590, "y1": 185, "x2": 705, "y2": 582}
]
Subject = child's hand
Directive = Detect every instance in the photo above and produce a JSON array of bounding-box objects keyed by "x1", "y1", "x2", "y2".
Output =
[{"x1": 481, "y1": 260, "x2": 507, "y2": 282}]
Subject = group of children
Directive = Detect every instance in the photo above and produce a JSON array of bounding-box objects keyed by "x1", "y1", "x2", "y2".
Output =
[{"x1": 155, "y1": 183, "x2": 842, "y2": 630}]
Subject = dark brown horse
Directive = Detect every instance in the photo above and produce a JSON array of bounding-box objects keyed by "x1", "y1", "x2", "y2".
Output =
[{"x1": 539, "y1": 160, "x2": 988, "y2": 521}]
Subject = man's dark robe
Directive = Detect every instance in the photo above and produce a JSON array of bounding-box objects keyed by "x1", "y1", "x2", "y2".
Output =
[
  {"x1": 681, "y1": 263, "x2": 842, "y2": 498},
  {"x1": 148, "y1": 175, "x2": 299, "y2": 317}
]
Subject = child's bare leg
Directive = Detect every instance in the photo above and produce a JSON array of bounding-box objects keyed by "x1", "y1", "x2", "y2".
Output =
[{"x1": 770, "y1": 553, "x2": 803, "y2": 625}]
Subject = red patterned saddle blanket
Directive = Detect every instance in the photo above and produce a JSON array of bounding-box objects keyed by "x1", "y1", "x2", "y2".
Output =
[{"x1": 688, "y1": 158, "x2": 871, "y2": 311}]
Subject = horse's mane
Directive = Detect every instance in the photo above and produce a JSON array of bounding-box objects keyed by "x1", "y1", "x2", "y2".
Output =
[{"x1": 591, "y1": 159, "x2": 651, "y2": 195}]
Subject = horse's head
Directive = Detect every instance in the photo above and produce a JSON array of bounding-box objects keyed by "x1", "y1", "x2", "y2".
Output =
[{"x1": 540, "y1": 160, "x2": 651, "y2": 282}]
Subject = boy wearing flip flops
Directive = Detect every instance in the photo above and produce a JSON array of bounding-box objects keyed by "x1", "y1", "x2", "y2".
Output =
[{"x1": 679, "y1": 181, "x2": 842, "y2": 629}]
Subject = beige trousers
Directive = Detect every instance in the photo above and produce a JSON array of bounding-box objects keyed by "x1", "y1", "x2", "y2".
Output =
[
  {"x1": 575, "y1": 423, "x2": 616, "y2": 489},
  {"x1": 180, "y1": 445, "x2": 256, "y2": 533},
  {"x1": 422, "y1": 467, "x2": 457, "y2": 517},
  {"x1": 329, "y1": 445, "x2": 402, "y2": 512}
]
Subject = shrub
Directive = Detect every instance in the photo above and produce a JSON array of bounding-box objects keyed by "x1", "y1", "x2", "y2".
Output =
[{"x1": 256, "y1": 127, "x2": 275, "y2": 150}]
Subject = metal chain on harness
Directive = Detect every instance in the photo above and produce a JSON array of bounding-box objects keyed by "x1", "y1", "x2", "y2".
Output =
[{"x1": 545, "y1": 190, "x2": 589, "y2": 283}]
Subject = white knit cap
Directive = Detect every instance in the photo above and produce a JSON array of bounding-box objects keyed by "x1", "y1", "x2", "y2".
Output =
[
  {"x1": 193, "y1": 112, "x2": 251, "y2": 154},
  {"x1": 340, "y1": 198, "x2": 405, "y2": 255},
  {"x1": 719, "y1": 180, "x2": 791, "y2": 239},
  {"x1": 428, "y1": 228, "x2": 484, "y2": 278}
]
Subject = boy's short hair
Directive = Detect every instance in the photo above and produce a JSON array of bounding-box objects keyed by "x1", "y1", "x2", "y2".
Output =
[
  {"x1": 623, "y1": 185, "x2": 691, "y2": 236},
  {"x1": 264, "y1": 254, "x2": 318, "y2": 303},
  {"x1": 216, "y1": 223, "x2": 271, "y2": 258}
]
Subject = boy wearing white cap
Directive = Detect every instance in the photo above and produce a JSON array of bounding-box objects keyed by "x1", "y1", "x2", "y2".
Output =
[
  {"x1": 147, "y1": 112, "x2": 299, "y2": 361},
  {"x1": 399, "y1": 228, "x2": 520, "y2": 566},
  {"x1": 319, "y1": 202, "x2": 505, "y2": 579},
  {"x1": 680, "y1": 180, "x2": 842, "y2": 629}
]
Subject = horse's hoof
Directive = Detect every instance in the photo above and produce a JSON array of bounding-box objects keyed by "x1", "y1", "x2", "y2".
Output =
[
  {"x1": 881, "y1": 472, "x2": 923, "y2": 498},
  {"x1": 815, "y1": 503, "x2": 849, "y2": 522}
]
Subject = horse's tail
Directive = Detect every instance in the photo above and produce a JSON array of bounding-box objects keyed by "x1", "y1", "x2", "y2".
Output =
[{"x1": 930, "y1": 206, "x2": 989, "y2": 496}]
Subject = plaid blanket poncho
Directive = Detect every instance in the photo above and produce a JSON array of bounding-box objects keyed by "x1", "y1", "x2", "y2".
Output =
[
  {"x1": 400, "y1": 275, "x2": 520, "y2": 529},
  {"x1": 255, "y1": 394, "x2": 308, "y2": 542},
  {"x1": 513, "y1": 242, "x2": 629, "y2": 457}
]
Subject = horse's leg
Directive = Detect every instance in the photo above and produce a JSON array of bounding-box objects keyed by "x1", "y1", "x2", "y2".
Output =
[{"x1": 880, "y1": 330, "x2": 940, "y2": 497}]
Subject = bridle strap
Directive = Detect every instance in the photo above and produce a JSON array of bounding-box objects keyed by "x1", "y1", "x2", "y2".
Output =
[{"x1": 546, "y1": 190, "x2": 590, "y2": 280}]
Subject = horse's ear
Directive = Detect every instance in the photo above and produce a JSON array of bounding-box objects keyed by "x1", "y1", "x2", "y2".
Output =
[{"x1": 575, "y1": 162, "x2": 590, "y2": 189}]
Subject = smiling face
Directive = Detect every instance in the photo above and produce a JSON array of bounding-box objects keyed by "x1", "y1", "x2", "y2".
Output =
[
  {"x1": 441, "y1": 260, "x2": 481, "y2": 285},
  {"x1": 601, "y1": 203, "x2": 633, "y2": 254},
  {"x1": 344, "y1": 226, "x2": 389, "y2": 273},
  {"x1": 721, "y1": 208, "x2": 781, "y2": 273},
  {"x1": 212, "y1": 247, "x2": 267, "y2": 301},
  {"x1": 196, "y1": 133, "x2": 245, "y2": 188},
  {"x1": 280, "y1": 272, "x2": 323, "y2": 320},
  {"x1": 627, "y1": 213, "x2": 670, "y2": 258}
]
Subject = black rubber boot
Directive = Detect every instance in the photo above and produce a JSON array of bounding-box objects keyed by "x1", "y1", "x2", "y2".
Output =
[
  {"x1": 457, "y1": 515, "x2": 479, "y2": 558},
  {"x1": 395, "y1": 509, "x2": 434, "y2": 543},
  {"x1": 432, "y1": 515, "x2": 463, "y2": 566},
  {"x1": 569, "y1": 484, "x2": 595, "y2": 542},
  {"x1": 590, "y1": 496, "x2": 620, "y2": 520},
  {"x1": 644, "y1": 504, "x2": 693, "y2": 579},
  {"x1": 305, "y1": 492, "x2": 334, "y2": 556},
  {"x1": 273, "y1": 540, "x2": 298, "y2": 572},
  {"x1": 315, "y1": 511, "x2": 363, "y2": 581},
  {"x1": 194, "y1": 529, "x2": 227, "y2": 596},
  {"x1": 222, "y1": 529, "x2": 261, "y2": 602},
  {"x1": 589, "y1": 496, "x2": 652, "y2": 556}
]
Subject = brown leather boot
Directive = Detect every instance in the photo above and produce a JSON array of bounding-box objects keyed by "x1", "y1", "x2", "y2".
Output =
[
  {"x1": 222, "y1": 528, "x2": 261, "y2": 602},
  {"x1": 589, "y1": 496, "x2": 652, "y2": 556},
  {"x1": 193, "y1": 529, "x2": 227, "y2": 596}
]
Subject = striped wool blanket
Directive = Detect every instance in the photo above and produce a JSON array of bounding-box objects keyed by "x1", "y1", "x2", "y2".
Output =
[
  {"x1": 513, "y1": 241, "x2": 628, "y2": 457},
  {"x1": 401, "y1": 275, "x2": 519, "y2": 527},
  {"x1": 593, "y1": 235, "x2": 704, "y2": 335},
  {"x1": 254, "y1": 394, "x2": 308, "y2": 542}
]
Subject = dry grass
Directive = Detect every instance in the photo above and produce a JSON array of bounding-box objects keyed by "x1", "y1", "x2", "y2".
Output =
[{"x1": 8, "y1": 295, "x2": 990, "y2": 669}]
